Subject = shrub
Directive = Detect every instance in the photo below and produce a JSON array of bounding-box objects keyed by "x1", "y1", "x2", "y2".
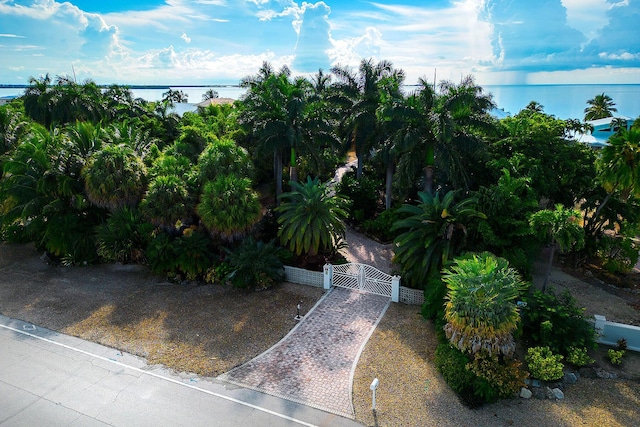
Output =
[
  {"x1": 434, "y1": 343, "x2": 475, "y2": 395},
  {"x1": 336, "y1": 171, "x2": 379, "y2": 223},
  {"x1": 361, "y1": 207, "x2": 403, "y2": 243},
  {"x1": 468, "y1": 353, "x2": 528, "y2": 401},
  {"x1": 173, "y1": 228, "x2": 214, "y2": 280},
  {"x1": 608, "y1": 349, "x2": 625, "y2": 365},
  {"x1": 566, "y1": 346, "x2": 594, "y2": 367},
  {"x1": 598, "y1": 235, "x2": 639, "y2": 274},
  {"x1": 526, "y1": 346, "x2": 564, "y2": 381},
  {"x1": 96, "y1": 207, "x2": 153, "y2": 263},
  {"x1": 146, "y1": 232, "x2": 177, "y2": 275},
  {"x1": 225, "y1": 238, "x2": 285, "y2": 290},
  {"x1": 522, "y1": 289, "x2": 597, "y2": 355}
]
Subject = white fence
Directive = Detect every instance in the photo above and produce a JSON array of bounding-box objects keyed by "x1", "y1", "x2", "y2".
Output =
[
  {"x1": 594, "y1": 315, "x2": 640, "y2": 352},
  {"x1": 284, "y1": 263, "x2": 424, "y2": 305}
]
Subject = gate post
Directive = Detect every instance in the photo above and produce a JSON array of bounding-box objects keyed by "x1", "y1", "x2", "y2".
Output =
[
  {"x1": 391, "y1": 275, "x2": 401, "y2": 303},
  {"x1": 323, "y1": 263, "x2": 333, "y2": 290}
]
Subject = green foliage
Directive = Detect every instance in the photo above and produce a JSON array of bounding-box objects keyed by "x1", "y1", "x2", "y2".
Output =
[
  {"x1": 361, "y1": 206, "x2": 404, "y2": 243},
  {"x1": 529, "y1": 204, "x2": 585, "y2": 252},
  {"x1": 173, "y1": 228, "x2": 214, "y2": 280},
  {"x1": 146, "y1": 232, "x2": 178, "y2": 275},
  {"x1": 225, "y1": 237, "x2": 285, "y2": 290},
  {"x1": 145, "y1": 229, "x2": 213, "y2": 280},
  {"x1": 489, "y1": 110, "x2": 597, "y2": 207},
  {"x1": 608, "y1": 349, "x2": 625, "y2": 365},
  {"x1": 197, "y1": 139, "x2": 254, "y2": 184},
  {"x1": 140, "y1": 174, "x2": 194, "y2": 231},
  {"x1": 336, "y1": 170, "x2": 380, "y2": 222},
  {"x1": 472, "y1": 169, "x2": 539, "y2": 277},
  {"x1": 197, "y1": 174, "x2": 261, "y2": 241},
  {"x1": 598, "y1": 234, "x2": 639, "y2": 274},
  {"x1": 434, "y1": 343, "x2": 501, "y2": 407},
  {"x1": 392, "y1": 190, "x2": 486, "y2": 289},
  {"x1": 421, "y1": 273, "x2": 448, "y2": 321},
  {"x1": 467, "y1": 353, "x2": 528, "y2": 400},
  {"x1": 443, "y1": 252, "x2": 527, "y2": 357},
  {"x1": 566, "y1": 346, "x2": 594, "y2": 367},
  {"x1": 96, "y1": 207, "x2": 153, "y2": 263},
  {"x1": 276, "y1": 176, "x2": 349, "y2": 256},
  {"x1": 526, "y1": 346, "x2": 564, "y2": 381},
  {"x1": 82, "y1": 144, "x2": 147, "y2": 211},
  {"x1": 521, "y1": 289, "x2": 597, "y2": 355}
]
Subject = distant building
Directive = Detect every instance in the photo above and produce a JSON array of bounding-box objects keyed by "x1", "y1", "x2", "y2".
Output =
[
  {"x1": 574, "y1": 116, "x2": 635, "y2": 149},
  {"x1": 0, "y1": 95, "x2": 18, "y2": 106},
  {"x1": 170, "y1": 98, "x2": 236, "y2": 117}
]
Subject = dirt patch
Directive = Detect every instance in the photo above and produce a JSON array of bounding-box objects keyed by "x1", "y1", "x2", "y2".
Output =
[{"x1": 0, "y1": 243, "x2": 324, "y2": 377}]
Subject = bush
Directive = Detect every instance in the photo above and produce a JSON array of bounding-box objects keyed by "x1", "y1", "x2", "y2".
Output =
[
  {"x1": 336, "y1": 171, "x2": 379, "y2": 223},
  {"x1": 361, "y1": 207, "x2": 403, "y2": 243},
  {"x1": 225, "y1": 238, "x2": 285, "y2": 290},
  {"x1": 522, "y1": 289, "x2": 597, "y2": 355},
  {"x1": 526, "y1": 346, "x2": 564, "y2": 381},
  {"x1": 96, "y1": 207, "x2": 153, "y2": 264},
  {"x1": 434, "y1": 343, "x2": 500, "y2": 407},
  {"x1": 598, "y1": 235, "x2": 639, "y2": 274},
  {"x1": 468, "y1": 353, "x2": 528, "y2": 401},
  {"x1": 608, "y1": 349, "x2": 625, "y2": 365},
  {"x1": 145, "y1": 229, "x2": 214, "y2": 280},
  {"x1": 566, "y1": 346, "x2": 594, "y2": 367}
]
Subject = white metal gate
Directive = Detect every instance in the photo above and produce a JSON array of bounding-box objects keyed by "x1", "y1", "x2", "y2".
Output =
[{"x1": 331, "y1": 263, "x2": 393, "y2": 298}]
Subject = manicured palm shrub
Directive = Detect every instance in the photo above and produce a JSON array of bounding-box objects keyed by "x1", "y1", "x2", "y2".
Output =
[
  {"x1": 197, "y1": 139, "x2": 254, "y2": 183},
  {"x1": 173, "y1": 228, "x2": 214, "y2": 280},
  {"x1": 140, "y1": 174, "x2": 194, "y2": 231},
  {"x1": 82, "y1": 144, "x2": 147, "y2": 211},
  {"x1": 225, "y1": 238, "x2": 285, "y2": 290},
  {"x1": 197, "y1": 174, "x2": 261, "y2": 241},
  {"x1": 146, "y1": 232, "x2": 177, "y2": 275},
  {"x1": 443, "y1": 252, "x2": 527, "y2": 357}
]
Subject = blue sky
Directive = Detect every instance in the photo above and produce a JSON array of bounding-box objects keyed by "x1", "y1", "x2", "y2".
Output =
[{"x1": 1, "y1": 0, "x2": 639, "y2": 85}]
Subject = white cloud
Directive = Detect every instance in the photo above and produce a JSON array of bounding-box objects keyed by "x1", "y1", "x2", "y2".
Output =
[
  {"x1": 561, "y1": 0, "x2": 609, "y2": 41},
  {"x1": 181, "y1": 32, "x2": 191, "y2": 44},
  {"x1": 0, "y1": 33, "x2": 26, "y2": 38}
]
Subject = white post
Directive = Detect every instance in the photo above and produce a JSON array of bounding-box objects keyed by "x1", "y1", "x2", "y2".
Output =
[
  {"x1": 370, "y1": 378, "x2": 379, "y2": 411},
  {"x1": 391, "y1": 276, "x2": 400, "y2": 303},
  {"x1": 594, "y1": 314, "x2": 606, "y2": 337},
  {"x1": 323, "y1": 263, "x2": 333, "y2": 290}
]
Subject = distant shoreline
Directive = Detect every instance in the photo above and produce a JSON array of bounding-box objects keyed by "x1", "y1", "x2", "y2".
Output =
[{"x1": 0, "y1": 84, "x2": 242, "y2": 89}]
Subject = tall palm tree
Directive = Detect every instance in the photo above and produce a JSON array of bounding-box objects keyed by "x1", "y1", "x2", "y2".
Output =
[
  {"x1": 276, "y1": 176, "x2": 349, "y2": 257},
  {"x1": 530, "y1": 204, "x2": 585, "y2": 292},
  {"x1": 23, "y1": 74, "x2": 53, "y2": 127},
  {"x1": 331, "y1": 58, "x2": 396, "y2": 179},
  {"x1": 584, "y1": 93, "x2": 617, "y2": 121},
  {"x1": 585, "y1": 127, "x2": 640, "y2": 237},
  {"x1": 202, "y1": 88, "x2": 219, "y2": 101}
]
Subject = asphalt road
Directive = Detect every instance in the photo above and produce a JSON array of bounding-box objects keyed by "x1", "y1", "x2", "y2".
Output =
[{"x1": 0, "y1": 315, "x2": 362, "y2": 427}]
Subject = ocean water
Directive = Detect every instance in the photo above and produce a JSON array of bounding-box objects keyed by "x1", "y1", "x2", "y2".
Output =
[{"x1": 2, "y1": 84, "x2": 639, "y2": 121}]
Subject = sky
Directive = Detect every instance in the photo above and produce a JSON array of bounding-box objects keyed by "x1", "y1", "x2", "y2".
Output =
[{"x1": 0, "y1": 0, "x2": 639, "y2": 86}]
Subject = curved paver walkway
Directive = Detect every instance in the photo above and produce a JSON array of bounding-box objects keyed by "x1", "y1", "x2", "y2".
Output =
[{"x1": 219, "y1": 287, "x2": 391, "y2": 418}]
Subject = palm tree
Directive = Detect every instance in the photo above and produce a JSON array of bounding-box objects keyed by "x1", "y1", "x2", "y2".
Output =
[
  {"x1": 140, "y1": 174, "x2": 193, "y2": 232},
  {"x1": 331, "y1": 58, "x2": 397, "y2": 179},
  {"x1": 23, "y1": 74, "x2": 53, "y2": 127},
  {"x1": 162, "y1": 89, "x2": 188, "y2": 107},
  {"x1": 530, "y1": 204, "x2": 585, "y2": 291},
  {"x1": 197, "y1": 139, "x2": 254, "y2": 184},
  {"x1": 524, "y1": 101, "x2": 544, "y2": 113},
  {"x1": 202, "y1": 88, "x2": 219, "y2": 101},
  {"x1": 585, "y1": 127, "x2": 640, "y2": 237},
  {"x1": 584, "y1": 93, "x2": 617, "y2": 121},
  {"x1": 391, "y1": 189, "x2": 486, "y2": 289},
  {"x1": 276, "y1": 176, "x2": 349, "y2": 257},
  {"x1": 196, "y1": 174, "x2": 261, "y2": 241},
  {"x1": 82, "y1": 144, "x2": 147, "y2": 211},
  {"x1": 443, "y1": 252, "x2": 527, "y2": 357}
]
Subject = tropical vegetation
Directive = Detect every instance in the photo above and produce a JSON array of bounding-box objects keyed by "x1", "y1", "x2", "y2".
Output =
[{"x1": 1, "y1": 64, "x2": 637, "y2": 407}]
